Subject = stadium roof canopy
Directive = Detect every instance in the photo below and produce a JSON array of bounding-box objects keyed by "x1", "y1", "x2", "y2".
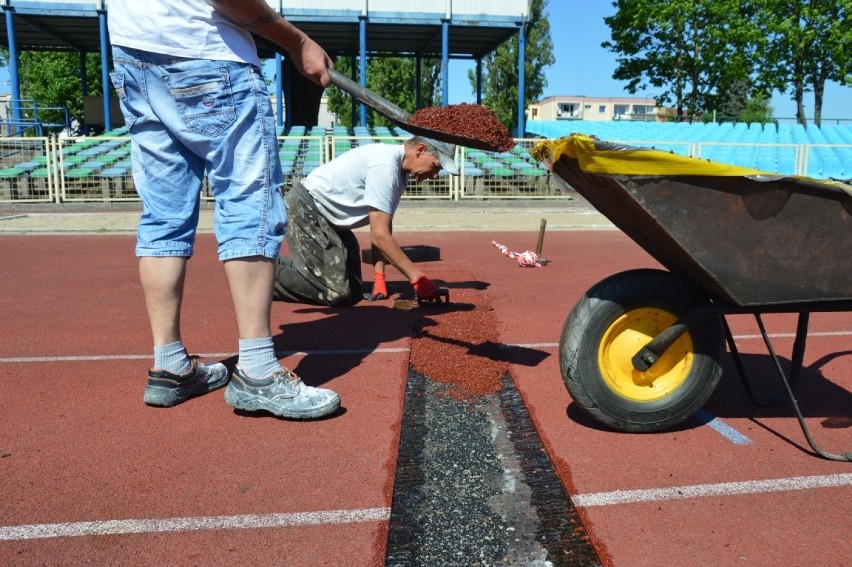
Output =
[
  {"x1": 0, "y1": 1, "x2": 526, "y2": 60},
  {"x1": 0, "y1": 0, "x2": 530, "y2": 131}
]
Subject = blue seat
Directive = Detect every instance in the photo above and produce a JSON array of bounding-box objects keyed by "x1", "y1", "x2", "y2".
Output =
[
  {"x1": 13, "y1": 161, "x2": 41, "y2": 172},
  {"x1": 98, "y1": 167, "x2": 127, "y2": 178},
  {"x1": 81, "y1": 161, "x2": 106, "y2": 171}
]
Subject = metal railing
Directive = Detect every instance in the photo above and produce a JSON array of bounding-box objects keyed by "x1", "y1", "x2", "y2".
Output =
[{"x1": 1, "y1": 134, "x2": 848, "y2": 204}]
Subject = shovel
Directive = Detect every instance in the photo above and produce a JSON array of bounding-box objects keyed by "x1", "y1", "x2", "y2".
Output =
[{"x1": 327, "y1": 68, "x2": 501, "y2": 152}]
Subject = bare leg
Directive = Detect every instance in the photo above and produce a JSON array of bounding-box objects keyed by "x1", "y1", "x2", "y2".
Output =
[
  {"x1": 139, "y1": 256, "x2": 187, "y2": 345},
  {"x1": 223, "y1": 256, "x2": 274, "y2": 340},
  {"x1": 139, "y1": 255, "x2": 229, "y2": 407},
  {"x1": 222, "y1": 255, "x2": 342, "y2": 418}
]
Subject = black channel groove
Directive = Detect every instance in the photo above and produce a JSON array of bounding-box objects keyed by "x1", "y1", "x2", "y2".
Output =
[{"x1": 385, "y1": 370, "x2": 602, "y2": 566}]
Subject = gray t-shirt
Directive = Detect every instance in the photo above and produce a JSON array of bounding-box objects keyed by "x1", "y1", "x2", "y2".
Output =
[{"x1": 301, "y1": 144, "x2": 407, "y2": 229}]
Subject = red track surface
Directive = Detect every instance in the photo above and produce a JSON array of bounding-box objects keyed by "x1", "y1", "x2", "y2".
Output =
[{"x1": 1, "y1": 231, "x2": 849, "y2": 566}]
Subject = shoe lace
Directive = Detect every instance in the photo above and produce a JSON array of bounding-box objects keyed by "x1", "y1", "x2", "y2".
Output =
[{"x1": 273, "y1": 367, "x2": 302, "y2": 387}]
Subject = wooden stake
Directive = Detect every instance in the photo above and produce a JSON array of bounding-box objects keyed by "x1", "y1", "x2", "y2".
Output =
[{"x1": 535, "y1": 218, "x2": 547, "y2": 257}]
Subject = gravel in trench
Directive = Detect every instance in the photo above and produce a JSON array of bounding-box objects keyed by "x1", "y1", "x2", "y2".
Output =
[{"x1": 384, "y1": 288, "x2": 601, "y2": 566}]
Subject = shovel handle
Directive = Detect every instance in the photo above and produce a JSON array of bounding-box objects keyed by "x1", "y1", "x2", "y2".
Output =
[{"x1": 327, "y1": 68, "x2": 411, "y2": 123}]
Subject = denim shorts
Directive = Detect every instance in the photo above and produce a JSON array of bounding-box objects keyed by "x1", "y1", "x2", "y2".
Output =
[{"x1": 110, "y1": 45, "x2": 286, "y2": 260}]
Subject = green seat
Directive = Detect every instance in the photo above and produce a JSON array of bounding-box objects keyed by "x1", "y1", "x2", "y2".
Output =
[
  {"x1": 62, "y1": 155, "x2": 88, "y2": 166},
  {"x1": 92, "y1": 154, "x2": 120, "y2": 164},
  {"x1": 0, "y1": 167, "x2": 23, "y2": 179},
  {"x1": 66, "y1": 168, "x2": 94, "y2": 179},
  {"x1": 70, "y1": 139, "x2": 100, "y2": 150}
]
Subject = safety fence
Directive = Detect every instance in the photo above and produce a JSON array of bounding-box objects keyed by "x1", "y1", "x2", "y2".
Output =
[
  {"x1": 1, "y1": 133, "x2": 849, "y2": 205},
  {"x1": 0, "y1": 134, "x2": 558, "y2": 204}
]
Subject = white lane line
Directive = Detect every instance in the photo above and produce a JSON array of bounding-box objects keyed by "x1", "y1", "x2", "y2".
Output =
[
  {"x1": 572, "y1": 473, "x2": 852, "y2": 507},
  {"x1": 501, "y1": 342, "x2": 560, "y2": 349},
  {"x1": 0, "y1": 507, "x2": 391, "y2": 541},
  {"x1": 732, "y1": 330, "x2": 852, "y2": 340},
  {"x1": 694, "y1": 409, "x2": 753, "y2": 445},
  {"x1": 0, "y1": 347, "x2": 409, "y2": 364},
  {"x1": 4, "y1": 330, "x2": 851, "y2": 364}
]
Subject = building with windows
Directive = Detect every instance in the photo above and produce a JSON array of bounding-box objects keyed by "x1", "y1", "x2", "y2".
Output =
[{"x1": 527, "y1": 95, "x2": 660, "y2": 123}]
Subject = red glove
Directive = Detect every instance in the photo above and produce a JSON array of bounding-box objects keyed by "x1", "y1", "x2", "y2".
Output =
[
  {"x1": 371, "y1": 271, "x2": 388, "y2": 300},
  {"x1": 411, "y1": 275, "x2": 439, "y2": 301}
]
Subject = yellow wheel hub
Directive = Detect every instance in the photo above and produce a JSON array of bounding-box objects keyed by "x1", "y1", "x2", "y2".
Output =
[{"x1": 598, "y1": 308, "x2": 693, "y2": 402}]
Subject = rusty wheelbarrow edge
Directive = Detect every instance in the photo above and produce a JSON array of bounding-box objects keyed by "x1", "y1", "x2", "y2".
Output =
[{"x1": 531, "y1": 135, "x2": 852, "y2": 307}]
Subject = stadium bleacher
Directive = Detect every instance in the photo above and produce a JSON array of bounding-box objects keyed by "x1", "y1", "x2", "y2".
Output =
[
  {"x1": 523, "y1": 120, "x2": 852, "y2": 180},
  {"x1": 2, "y1": 119, "x2": 848, "y2": 204}
]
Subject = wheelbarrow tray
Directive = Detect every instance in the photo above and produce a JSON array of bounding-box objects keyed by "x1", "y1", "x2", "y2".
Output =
[{"x1": 531, "y1": 135, "x2": 852, "y2": 307}]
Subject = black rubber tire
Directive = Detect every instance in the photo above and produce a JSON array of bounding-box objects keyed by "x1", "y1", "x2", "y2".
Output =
[{"x1": 560, "y1": 269, "x2": 725, "y2": 433}]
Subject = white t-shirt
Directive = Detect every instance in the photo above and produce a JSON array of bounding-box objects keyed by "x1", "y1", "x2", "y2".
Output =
[
  {"x1": 107, "y1": 0, "x2": 261, "y2": 68},
  {"x1": 301, "y1": 144, "x2": 408, "y2": 230}
]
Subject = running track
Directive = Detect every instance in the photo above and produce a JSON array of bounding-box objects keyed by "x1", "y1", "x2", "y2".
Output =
[{"x1": 1, "y1": 229, "x2": 849, "y2": 566}]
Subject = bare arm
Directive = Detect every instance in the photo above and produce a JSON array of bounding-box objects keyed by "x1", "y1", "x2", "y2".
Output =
[
  {"x1": 368, "y1": 209, "x2": 423, "y2": 282},
  {"x1": 207, "y1": 0, "x2": 332, "y2": 87}
]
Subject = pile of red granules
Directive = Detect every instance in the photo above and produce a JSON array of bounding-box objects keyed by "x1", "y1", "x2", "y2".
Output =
[{"x1": 408, "y1": 103, "x2": 516, "y2": 153}]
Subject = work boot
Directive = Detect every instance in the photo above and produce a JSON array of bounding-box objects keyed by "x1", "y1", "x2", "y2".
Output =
[
  {"x1": 224, "y1": 366, "x2": 340, "y2": 419},
  {"x1": 144, "y1": 361, "x2": 229, "y2": 407}
]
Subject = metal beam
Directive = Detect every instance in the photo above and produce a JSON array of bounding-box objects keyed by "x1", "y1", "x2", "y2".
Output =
[
  {"x1": 98, "y1": 9, "x2": 110, "y2": 131},
  {"x1": 15, "y1": 13, "x2": 82, "y2": 50}
]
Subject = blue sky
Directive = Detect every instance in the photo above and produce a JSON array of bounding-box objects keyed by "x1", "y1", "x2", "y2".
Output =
[
  {"x1": 447, "y1": 1, "x2": 851, "y2": 122},
  {"x1": 1, "y1": 2, "x2": 847, "y2": 122}
]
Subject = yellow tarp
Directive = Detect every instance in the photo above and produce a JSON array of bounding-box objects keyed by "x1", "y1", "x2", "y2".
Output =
[
  {"x1": 531, "y1": 133, "x2": 767, "y2": 177},
  {"x1": 530, "y1": 134, "x2": 852, "y2": 197}
]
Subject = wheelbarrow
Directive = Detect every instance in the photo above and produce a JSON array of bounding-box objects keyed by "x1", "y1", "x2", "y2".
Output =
[{"x1": 530, "y1": 134, "x2": 852, "y2": 462}]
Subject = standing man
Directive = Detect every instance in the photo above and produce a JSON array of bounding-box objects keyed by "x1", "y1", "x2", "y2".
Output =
[
  {"x1": 107, "y1": 0, "x2": 340, "y2": 419},
  {"x1": 273, "y1": 136, "x2": 458, "y2": 307}
]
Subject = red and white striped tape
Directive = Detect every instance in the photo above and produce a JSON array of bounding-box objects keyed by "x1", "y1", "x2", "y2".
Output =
[{"x1": 492, "y1": 240, "x2": 541, "y2": 268}]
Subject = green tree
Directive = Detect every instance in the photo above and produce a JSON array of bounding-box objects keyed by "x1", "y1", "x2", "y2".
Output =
[
  {"x1": 716, "y1": 80, "x2": 750, "y2": 122},
  {"x1": 739, "y1": 94, "x2": 774, "y2": 124},
  {"x1": 326, "y1": 56, "x2": 441, "y2": 130},
  {"x1": 603, "y1": 0, "x2": 762, "y2": 121},
  {"x1": 17, "y1": 50, "x2": 105, "y2": 135},
  {"x1": 756, "y1": 0, "x2": 850, "y2": 126},
  {"x1": 604, "y1": 0, "x2": 849, "y2": 126},
  {"x1": 469, "y1": 0, "x2": 554, "y2": 133}
]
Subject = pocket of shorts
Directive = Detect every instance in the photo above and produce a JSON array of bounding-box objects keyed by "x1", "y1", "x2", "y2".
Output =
[
  {"x1": 165, "y1": 67, "x2": 236, "y2": 137},
  {"x1": 109, "y1": 71, "x2": 138, "y2": 130}
]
